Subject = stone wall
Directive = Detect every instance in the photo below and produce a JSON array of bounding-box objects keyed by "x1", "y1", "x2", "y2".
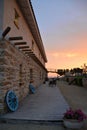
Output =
[{"x1": 0, "y1": 39, "x2": 47, "y2": 113}]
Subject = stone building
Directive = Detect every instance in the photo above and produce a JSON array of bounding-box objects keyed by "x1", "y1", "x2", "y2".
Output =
[{"x1": 0, "y1": 0, "x2": 47, "y2": 113}]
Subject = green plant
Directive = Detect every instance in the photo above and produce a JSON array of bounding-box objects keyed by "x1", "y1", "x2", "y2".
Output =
[{"x1": 75, "y1": 76, "x2": 83, "y2": 86}]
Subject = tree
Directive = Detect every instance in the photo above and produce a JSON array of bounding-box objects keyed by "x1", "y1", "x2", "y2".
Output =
[
  {"x1": 57, "y1": 69, "x2": 65, "y2": 76},
  {"x1": 70, "y1": 68, "x2": 83, "y2": 75}
]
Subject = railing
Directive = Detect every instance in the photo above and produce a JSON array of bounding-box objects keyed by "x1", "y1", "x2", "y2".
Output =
[{"x1": 47, "y1": 68, "x2": 58, "y2": 73}]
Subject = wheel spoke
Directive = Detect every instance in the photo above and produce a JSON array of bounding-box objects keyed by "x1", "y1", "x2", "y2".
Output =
[{"x1": 5, "y1": 90, "x2": 18, "y2": 112}]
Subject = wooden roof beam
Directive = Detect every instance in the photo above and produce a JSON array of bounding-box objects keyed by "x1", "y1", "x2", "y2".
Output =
[
  {"x1": 14, "y1": 42, "x2": 27, "y2": 45},
  {"x1": 22, "y1": 49, "x2": 31, "y2": 52},
  {"x1": 2, "y1": 27, "x2": 11, "y2": 38},
  {"x1": 18, "y1": 46, "x2": 29, "y2": 49},
  {"x1": 9, "y1": 36, "x2": 23, "y2": 40}
]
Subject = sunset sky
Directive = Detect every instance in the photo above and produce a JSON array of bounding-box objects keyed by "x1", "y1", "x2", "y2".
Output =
[{"x1": 31, "y1": 0, "x2": 87, "y2": 76}]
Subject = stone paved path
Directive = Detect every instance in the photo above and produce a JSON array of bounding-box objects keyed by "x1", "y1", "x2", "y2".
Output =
[{"x1": 0, "y1": 83, "x2": 69, "y2": 122}]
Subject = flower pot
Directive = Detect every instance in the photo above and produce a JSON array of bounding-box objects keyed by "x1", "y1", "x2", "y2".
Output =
[{"x1": 63, "y1": 119, "x2": 84, "y2": 129}]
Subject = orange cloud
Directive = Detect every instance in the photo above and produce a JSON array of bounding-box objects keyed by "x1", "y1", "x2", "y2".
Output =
[
  {"x1": 47, "y1": 51, "x2": 79, "y2": 58},
  {"x1": 46, "y1": 50, "x2": 87, "y2": 70},
  {"x1": 66, "y1": 53, "x2": 78, "y2": 58}
]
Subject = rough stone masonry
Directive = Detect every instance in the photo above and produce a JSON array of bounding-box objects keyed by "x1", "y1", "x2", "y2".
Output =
[{"x1": 0, "y1": 39, "x2": 46, "y2": 113}]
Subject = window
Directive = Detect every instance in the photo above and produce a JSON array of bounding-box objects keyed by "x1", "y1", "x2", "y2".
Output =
[
  {"x1": 39, "y1": 53, "x2": 40, "y2": 59},
  {"x1": 32, "y1": 40, "x2": 34, "y2": 51},
  {"x1": 19, "y1": 64, "x2": 22, "y2": 85},
  {"x1": 40, "y1": 71, "x2": 41, "y2": 80},
  {"x1": 30, "y1": 68, "x2": 33, "y2": 81},
  {"x1": 14, "y1": 9, "x2": 20, "y2": 29}
]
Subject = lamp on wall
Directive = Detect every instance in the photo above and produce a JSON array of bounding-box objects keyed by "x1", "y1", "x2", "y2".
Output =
[{"x1": 14, "y1": 9, "x2": 20, "y2": 29}]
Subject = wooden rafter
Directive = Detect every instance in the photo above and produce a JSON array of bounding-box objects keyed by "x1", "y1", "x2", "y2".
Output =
[
  {"x1": 9, "y1": 36, "x2": 23, "y2": 40},
  {"x1": 18, "y1": 46, "x2": 29, "y2": 49},
  {"x1": 14, "y1": 42, "x2": 27, "y2": 45},
  {"x1": 22, "y1": 49, "x2": 31, "y2": 52}
]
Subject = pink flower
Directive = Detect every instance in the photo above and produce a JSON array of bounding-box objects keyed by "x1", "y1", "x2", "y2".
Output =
[{"x1": 64, "y1": 108, "x2": 87, "y2": 122}]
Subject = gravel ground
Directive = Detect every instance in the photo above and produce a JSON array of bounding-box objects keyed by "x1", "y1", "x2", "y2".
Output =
[{"x1": 57, "y1": 80, "x2": 87, "y2": 130}]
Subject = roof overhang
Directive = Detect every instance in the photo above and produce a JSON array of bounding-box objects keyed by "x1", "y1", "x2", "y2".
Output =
[{"x1": 16, "y1": 0, "x2": 47, "y2": 62}]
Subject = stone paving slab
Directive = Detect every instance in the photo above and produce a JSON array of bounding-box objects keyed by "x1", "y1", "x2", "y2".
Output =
[{"x1": 0, "y1": 84, "x2": 69, "y2": 122}]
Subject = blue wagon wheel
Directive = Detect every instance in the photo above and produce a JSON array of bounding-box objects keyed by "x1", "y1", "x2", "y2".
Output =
[
  {"x1": 5, "y1": 90, "x2": 18, "y2": 112},
  {"x1": 29, "y1": 84, "x2": 35, "y2": 94}
]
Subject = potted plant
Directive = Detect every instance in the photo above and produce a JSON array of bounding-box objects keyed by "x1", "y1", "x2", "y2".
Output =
[{"x1": 63, "y1": 108, "x2": 87, "y2": 129}]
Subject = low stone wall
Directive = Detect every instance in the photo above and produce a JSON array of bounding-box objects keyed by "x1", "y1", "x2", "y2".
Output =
[
  {"x1": 64, "y1": 76, "x2": 75, "y2": 83},
  {"x1": 82, "y1": 78, "x2": 87, "y2": 88},
  {"x1": 0, "y1": 39, "x2": 47, "y2": 113}
]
